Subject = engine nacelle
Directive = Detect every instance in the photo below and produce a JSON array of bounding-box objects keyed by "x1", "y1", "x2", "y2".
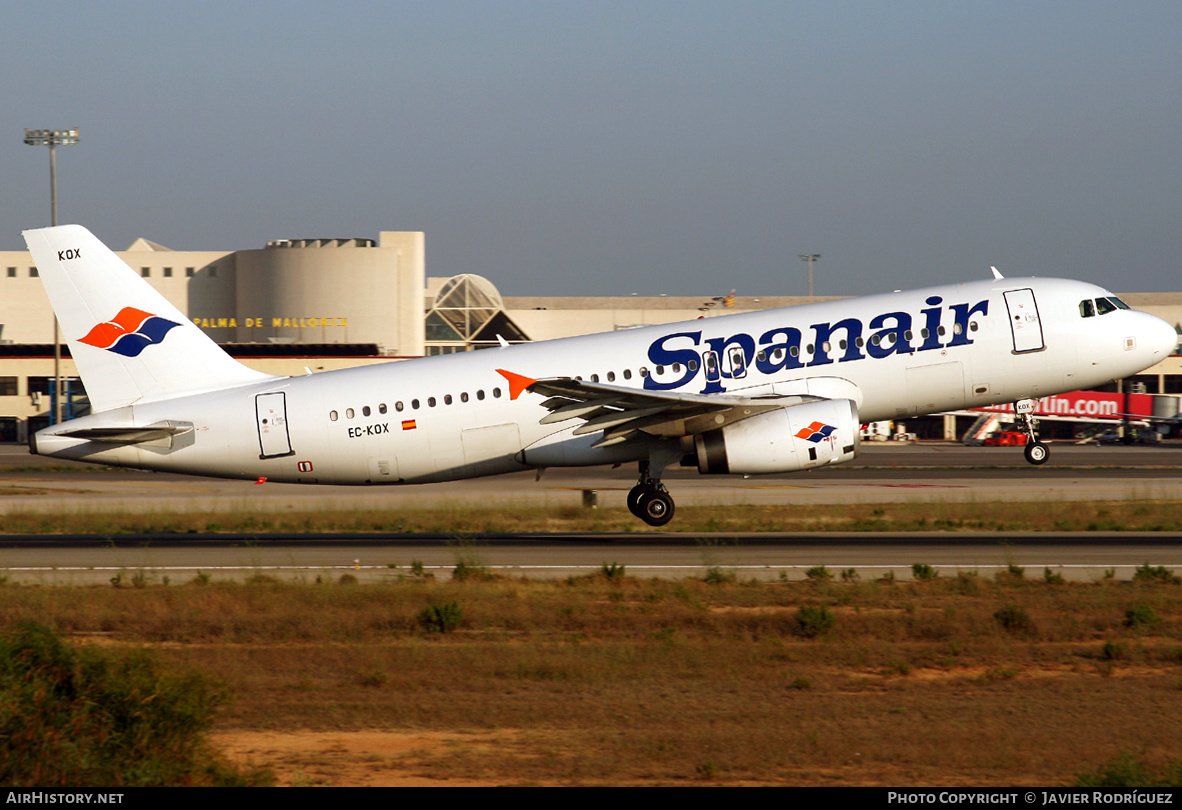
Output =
[{"x1": 693, "y1": 398, "x2": 860, "y2": 474}]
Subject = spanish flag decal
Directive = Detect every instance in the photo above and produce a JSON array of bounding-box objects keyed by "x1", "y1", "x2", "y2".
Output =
[{"x1": 402, "y1": 420, "x2": 417, "y2": 431}]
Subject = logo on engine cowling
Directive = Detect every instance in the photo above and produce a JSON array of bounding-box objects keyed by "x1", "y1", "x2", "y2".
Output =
[{"x1": 795, "y1": 421, "x2": 836, "y2": 442}]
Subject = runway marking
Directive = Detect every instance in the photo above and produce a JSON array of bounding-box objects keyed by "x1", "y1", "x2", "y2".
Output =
[
  {"x1": 0, "y1": 476, "x2": 218, "y2": 494},
  {"x1": 744, "y1": 485, "x2": 820, "y2": 490},
  {"x1": 867, "y1": 484, "x2": 970, "y2": 489}
]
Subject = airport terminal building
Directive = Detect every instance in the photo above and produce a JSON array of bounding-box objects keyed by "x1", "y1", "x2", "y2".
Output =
[{"x1": 2, "y1": 228, "x2": 1180, "y2": 442}]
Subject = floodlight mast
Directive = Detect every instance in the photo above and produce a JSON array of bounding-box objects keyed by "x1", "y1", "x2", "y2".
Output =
[
  {"x1": 799, "y1": 253, "x2": 820, "y2": 297},
  {"x1": 24, "y1": 128, "x2": 80, "y2": 426}
]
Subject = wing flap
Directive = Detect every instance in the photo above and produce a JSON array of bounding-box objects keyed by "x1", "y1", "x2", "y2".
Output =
[
  {"x1": 521, "y1": 375, "x2": 825, "y2": 442},
  {"x1": 539, "y1": 398, "x2": 619, "y2": 424}
]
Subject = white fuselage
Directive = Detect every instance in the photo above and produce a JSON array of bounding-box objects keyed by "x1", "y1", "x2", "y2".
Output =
[{"x1": 33, "y1": 276, "x2": 1176, "y2": 485}]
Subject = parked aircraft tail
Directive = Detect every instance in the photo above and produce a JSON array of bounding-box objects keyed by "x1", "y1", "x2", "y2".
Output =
[{"x1": 23, "y1": 225, "x2": 277, "y2": 413}]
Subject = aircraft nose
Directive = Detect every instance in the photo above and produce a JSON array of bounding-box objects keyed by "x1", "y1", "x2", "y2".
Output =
[{"x1": 1145, "y1": 313, "x2": 1178, "y2": 359}]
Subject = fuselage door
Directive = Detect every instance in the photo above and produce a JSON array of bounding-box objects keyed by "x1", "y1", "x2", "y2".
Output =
[
  {"x1": 1003, "y1": 288, "x2": 1045, "y2": 354},
  {"x1": 256, "y1": 392, "x2": 294, "y2": 459}
]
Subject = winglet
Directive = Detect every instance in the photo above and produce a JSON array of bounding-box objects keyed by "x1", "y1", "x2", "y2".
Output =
[
  {"x1": 495, "y1": 369, "x2": 537, "y2": 400},
  {"x1": 990, "y1": 266, "x2": 1004, "y2": 279}
]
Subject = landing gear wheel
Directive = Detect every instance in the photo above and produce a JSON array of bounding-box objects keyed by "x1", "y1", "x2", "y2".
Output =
[
  {"x1": 638, "y1": 491, "x2": 675, "y2": 527},
  {"x1": 1024, "y1": 441, "x2": 1049, "y2": 466},
  {"x1": 627, "y1": 484, "x2": 647, "y2": 517},
  {"x1": 1014, "y1": 401, "x2": 1047, "y2": 467}
]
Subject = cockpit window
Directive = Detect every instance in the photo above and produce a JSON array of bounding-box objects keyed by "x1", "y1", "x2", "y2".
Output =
[
  {"x1": 1095, "y1": 297, "x2": 1117, "y2": 315},
  {"x1": 1080, "y1": 300, "x2": 1095, "y2": 318},
  {"x1": 1109, "y1": 296, "x2": 1130, "y2": 310}
]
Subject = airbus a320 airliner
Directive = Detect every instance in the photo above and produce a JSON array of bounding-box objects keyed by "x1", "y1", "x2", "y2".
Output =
[{"x1": 24, "y1": 225, "x2": 1177, "y2": 525}]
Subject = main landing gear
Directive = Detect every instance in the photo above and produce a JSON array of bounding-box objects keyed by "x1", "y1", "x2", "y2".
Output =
[
  {"x1": 627, "y1": 459, "x2": 676, "y2": 526},
  {"x1": 1015, "y1": 399, "x2": 1049, "y2": 466}
]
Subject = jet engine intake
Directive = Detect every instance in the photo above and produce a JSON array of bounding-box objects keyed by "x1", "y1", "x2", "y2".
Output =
[{"x1": 693, "y1": 398, "x2": 860, "y2": 474}]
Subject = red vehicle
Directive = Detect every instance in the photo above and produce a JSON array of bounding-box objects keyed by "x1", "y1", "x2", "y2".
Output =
[{"x1": 983, "y1": 431, "x2": 1028, "y2": 446}]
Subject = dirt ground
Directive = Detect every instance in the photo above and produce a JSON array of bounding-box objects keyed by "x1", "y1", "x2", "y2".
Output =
[{"x1": 213, "y1": 729, "x2": 527, "y2": 787}]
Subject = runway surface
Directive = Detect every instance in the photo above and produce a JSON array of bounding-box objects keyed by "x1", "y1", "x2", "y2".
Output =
[
  {"x1": 2, "y1": 442, "x2": 1181, "y2": 513},
  {"x1": 1, "y1": 442, "x2": 1180, "y2": 584}
]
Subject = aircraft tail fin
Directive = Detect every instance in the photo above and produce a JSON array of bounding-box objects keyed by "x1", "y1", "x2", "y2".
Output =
[{"x1": 23, "y1": 225, "x2": 278, "y2": 413}]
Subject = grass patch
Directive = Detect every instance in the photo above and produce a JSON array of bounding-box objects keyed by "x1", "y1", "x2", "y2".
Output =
[
  {"x1": 0, "y1": 573, "x2": 1179, "y2": 785},
  {"x1": 417, "y1": 601, "x2": 464, "y2": 634},
  {"x1": 0, "y1": 621, "x2": 271, "y2": 787},
  {"x1": 993, "y1": 605, "x2": 1034, "y2": 635},
  {"x1": 1075, "y1": 753, "x2": 1182, "y2": 787},
  {"x1": 7, "y1": 499, "x2": 1182, "y2": 535}
]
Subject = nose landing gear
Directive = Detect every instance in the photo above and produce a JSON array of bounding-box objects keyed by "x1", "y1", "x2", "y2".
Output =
[
  {"x1": 1015, "y1": 399, "x2": 1049, "y2": 465},
  {"x1": 1023, "y1": 440, "x2": 1049, "y2": 465}
]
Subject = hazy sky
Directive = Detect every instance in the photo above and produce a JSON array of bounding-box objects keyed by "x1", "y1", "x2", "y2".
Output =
[{"x1": 3, "y1": 1, "x2": 1179, "y2": 297}]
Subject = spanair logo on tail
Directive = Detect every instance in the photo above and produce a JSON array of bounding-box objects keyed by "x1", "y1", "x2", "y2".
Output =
[{"x1": 78, "y1": 307, "x2": 181, "y2": 357}]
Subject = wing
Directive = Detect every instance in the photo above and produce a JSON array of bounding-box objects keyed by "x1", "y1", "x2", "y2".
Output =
[{"x1": 500, "y1": 370, "x2": 819, "y2": 448}]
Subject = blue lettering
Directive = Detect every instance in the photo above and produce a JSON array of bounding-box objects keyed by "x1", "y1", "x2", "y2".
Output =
[
  {"x1": 646, "y1": 331, "x2": 701, "y2": 390},
  {"x1": 755, "y1": 327, "x2": 804, "y2": 374},
  {"x1": 918, "y1": 296, "x2": 945, "y2": 351},
  {"x1": 866, "y1": 311, "x2": 913, "y2": 358},
  {"x1": 640, "y1": 296, "x2": 990, "y2": 393},
  {"x1": 808, "y1": 318, "x2": 866, "y2": 366},
  {"x1": 947, "y1": 300, "x2": 989, "y2": 347}
]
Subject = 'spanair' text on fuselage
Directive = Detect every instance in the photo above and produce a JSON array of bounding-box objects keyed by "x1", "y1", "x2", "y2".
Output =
[{"x1": 645, "y1": 295, "x2": 990, "y2": 394}]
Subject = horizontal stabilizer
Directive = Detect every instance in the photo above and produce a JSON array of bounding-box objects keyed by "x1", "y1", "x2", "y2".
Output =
[{"x1": 56, "y1": 420, "x2": 194, "y2": 445}]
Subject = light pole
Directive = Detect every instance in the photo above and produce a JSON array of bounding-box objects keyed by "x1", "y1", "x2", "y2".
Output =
[
  {"x1": 24, "y1": 128, "x2": 80, "y2": 425},
  {"x1": 799, "y1": 253, "x2": 820, "y2": 297}
]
